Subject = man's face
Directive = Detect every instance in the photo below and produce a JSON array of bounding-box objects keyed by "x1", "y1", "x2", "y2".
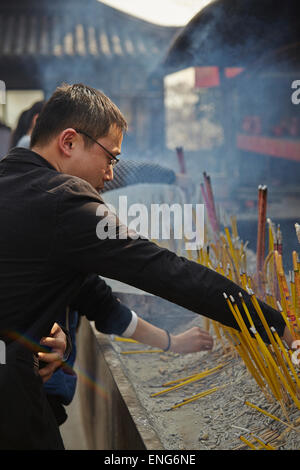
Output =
[{"x1": 70, "y1": 124, "x2": 123, "y2": 191}]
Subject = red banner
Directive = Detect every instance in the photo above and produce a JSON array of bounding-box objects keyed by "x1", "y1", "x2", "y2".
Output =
[{"x1": 237, "y1": 134, "x2": 300, "y2": 162}]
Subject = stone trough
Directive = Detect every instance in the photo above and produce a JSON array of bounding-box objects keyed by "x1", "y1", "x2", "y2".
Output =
[{"x1": 76, "y1": 278, "x2": 300, "y2": 450}]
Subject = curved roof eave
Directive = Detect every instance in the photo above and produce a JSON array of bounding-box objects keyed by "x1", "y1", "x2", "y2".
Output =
[{"x1": 159, "y1": 0, "x2": 300, "y2": 75}]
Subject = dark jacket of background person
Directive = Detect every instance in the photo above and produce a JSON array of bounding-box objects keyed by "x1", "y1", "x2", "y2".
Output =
[
  {"x1": 0, "y1": 121, "x2": 11, "y2": 160},
  {"x1": 104, "y1": 159, "x2": 176, "y2": 191},
  {"x1": 10, "y1": 101, "x2": 45, "y2": 149}
]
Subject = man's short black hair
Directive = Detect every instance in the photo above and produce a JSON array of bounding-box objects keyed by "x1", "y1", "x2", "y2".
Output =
[{"x1": 31, "y1": 83, "x2": 127, "y2": 148}]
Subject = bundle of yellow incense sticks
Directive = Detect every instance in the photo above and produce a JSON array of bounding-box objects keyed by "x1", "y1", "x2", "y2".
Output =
[
  {"x1": 223, "y1": 290, "x2": 300, "y2": 410},
  {"x1": 149, "y1": 173, "x2": 300, "y2": 413}
]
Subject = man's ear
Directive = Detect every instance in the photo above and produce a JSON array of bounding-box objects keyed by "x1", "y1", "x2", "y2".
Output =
[{"x1": 58, "y1": 128, "x2": 78, "y2": 157}]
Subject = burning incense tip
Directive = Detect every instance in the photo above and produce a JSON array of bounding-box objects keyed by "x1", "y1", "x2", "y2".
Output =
[
  {"x1": 223, "y1": 292, "x2": 228, "y2": 299},
  {"x1": 229, "y1": 295, "x2": 235, "y2": 303}
]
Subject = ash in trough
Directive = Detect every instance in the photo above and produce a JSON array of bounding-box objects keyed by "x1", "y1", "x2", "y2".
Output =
[{"x1": 78, "y1": 279, "x2": 300, "y2": 450}]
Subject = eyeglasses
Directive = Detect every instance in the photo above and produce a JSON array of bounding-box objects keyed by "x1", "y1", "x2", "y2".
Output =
[{"x1": 75, "y1": 129, "x2": 120, "y2": 167}]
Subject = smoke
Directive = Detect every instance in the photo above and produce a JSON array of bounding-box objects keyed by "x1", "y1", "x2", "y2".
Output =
[{"x1": 155, "y1": 0, "x2": 300, "y2": 268}]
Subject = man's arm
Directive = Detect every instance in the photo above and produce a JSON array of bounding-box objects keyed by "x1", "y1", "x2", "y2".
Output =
[
  {"x1": 70, "y1": 274, "x2": 214, "y2": 354},
  {"x1": 55, "y1": 179, "x2": 287, "y2": 344},
  {"x1": 70, "y1": 274, "x2": 134, "y2": 335}
]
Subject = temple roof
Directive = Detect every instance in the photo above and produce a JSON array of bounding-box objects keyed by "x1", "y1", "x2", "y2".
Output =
[{"x1": 0, "y1": 0, "x2": 179, "y2": 65}]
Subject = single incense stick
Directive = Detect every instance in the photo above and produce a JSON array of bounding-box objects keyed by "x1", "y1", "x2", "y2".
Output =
[
  {"x1": 170, "y1": 385, "x2": 224, "y2": 410},
  {"x1": 121, "y1": 349, "x2": 163, "y2": 355}
]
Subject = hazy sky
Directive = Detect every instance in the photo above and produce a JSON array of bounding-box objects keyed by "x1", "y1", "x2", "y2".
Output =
[{"x1": 98, "y1": 0, "x2": 213, "y2": 26}]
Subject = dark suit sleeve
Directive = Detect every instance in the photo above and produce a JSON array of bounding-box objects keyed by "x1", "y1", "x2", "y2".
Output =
[
  {"x1": 69, "y1": 274, "x2": 133, "y2": 335},
  {"x1": 55, "y1": 179, "x2": 286, "y2": 343}
]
